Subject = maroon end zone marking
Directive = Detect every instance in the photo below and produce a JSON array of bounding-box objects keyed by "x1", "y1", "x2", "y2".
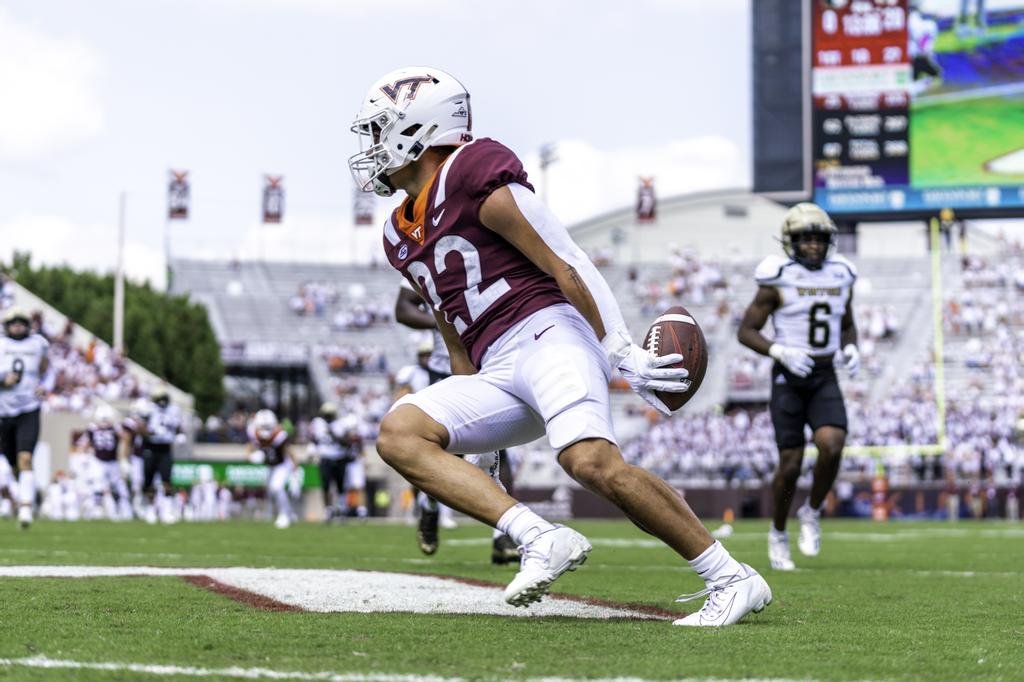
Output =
[
  {"x1": 420, "y1": 572, "x2": 679, "y2": 621},
  {"x1": 182, "y1": 575, "x2": 303, "y2": 612}
]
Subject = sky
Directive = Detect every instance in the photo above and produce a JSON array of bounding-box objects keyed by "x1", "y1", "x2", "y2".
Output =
[{"x1": 0, "y1": 0, "x2": 752, "y2": 288}]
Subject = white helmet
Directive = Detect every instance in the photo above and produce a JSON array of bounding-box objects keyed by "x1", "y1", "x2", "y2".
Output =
[
  {"x1": 252, "y1": 409, "x2": 278, "y2": 438},
  {"x1": 94, "y1": 404, "x2": 117, "y2": 427},
  {"x1": 780, "y1": 202, "x2": 837, "y2": 270},
  {"x1": 349, "y1": 66, "x2": 473, "y2": 197},
  {"x1": 131, "y1": 398, "x2": 153, "y2": 419}
]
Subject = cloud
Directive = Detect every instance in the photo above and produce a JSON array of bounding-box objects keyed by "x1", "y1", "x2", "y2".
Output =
[
  {"x1": 0, "y1": 213, "x2": 165, "y2": 289},
  {"x1": 523, "y1": 136, "x2": 746, "y2": 225},
  {"x1": 0, "y1": 9, "x2": 103, "y2": 159}
]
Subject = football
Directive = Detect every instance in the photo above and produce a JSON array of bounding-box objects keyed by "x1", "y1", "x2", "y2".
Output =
[{"x1": 642, "y1": 305, "x2": 708, "y2": 411}]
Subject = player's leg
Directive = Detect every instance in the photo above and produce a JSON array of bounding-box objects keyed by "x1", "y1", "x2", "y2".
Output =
[
  {"x1": 318, "y1": 458, "x2": 335, "y2": 521},
  {"x1": 491, "y1": 450, "x2": 520, "y2": 564},
  {"x1": 767, "y1": 366, "x2": 809, "y2": 570},
  {"x1": 377, "y1": 376, "x2": 588, "y2": 606},
  {"x1": 268, "y1": 461, "x2": 293, "y2": 529},
  {"x1": 14, "y1": 410, "x2": 41, "y2": 528},
  {"x1": 797, "y1": 373, "x2": 848, "y2": 556},
  {"x1": 342, "y1": 458, "x2": 368, "y2": 518},
  {"x1": 156, "y1": 445, "x2": 176, "y2": 523}
]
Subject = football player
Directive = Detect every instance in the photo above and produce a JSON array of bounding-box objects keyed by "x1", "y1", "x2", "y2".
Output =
[
  {"x1": 120, "y1": 398, "x2": 151, "y2": 518},
  {"x1": 77, "y1": 404, "x2": 131, "y2": 520},
  {"x1": 737, "y1": 203, "x2": 860, "y2": 571},
  {"x1": 351, "y1": 67, "x2": 770, "y2": 625},
  {"x1": 310, "y1": 403, "x2": 368, "y2": 521},
  {"x1": 140, "y1": 387, "x2": 182, "y2": 524},
  {"x1": 247, "y1": 409, "x2": 297, "y2": 529},
  {"x1": 0, "y1": 307, "x2": 53, "y2": 528}
]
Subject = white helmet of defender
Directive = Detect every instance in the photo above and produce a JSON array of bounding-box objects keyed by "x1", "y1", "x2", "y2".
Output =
[
  {"x1": 94, "y1": 404, "x2": 117, "y2": 427},
  {"x1": 349, "y1": 66, "x2": 472, "y2": 197}
]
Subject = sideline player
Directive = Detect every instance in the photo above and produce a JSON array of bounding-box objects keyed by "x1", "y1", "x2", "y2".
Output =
[
  {"x1": 0, "y1": 307, "x2": 52, "y2": 528},
  {"x1": 141, "y1": 387, "x2": 183, "y2": 524},
  {"x1": 350, "y1": 66, "x2": 770, "y2": 625},
  {"x1": 395, "y1": 293, "x2": 520, "y2": 564},
  {"x1": 247, "y1": 409, "x2": 298, "y2": 529},
  {"x1": 737, "y1": 203, "x2": 860, "y2": 570}
]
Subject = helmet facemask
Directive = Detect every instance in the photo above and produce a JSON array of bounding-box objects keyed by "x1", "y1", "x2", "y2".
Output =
[{"x1": 784, "y1": 230, "x2": 835, "y2": 270}]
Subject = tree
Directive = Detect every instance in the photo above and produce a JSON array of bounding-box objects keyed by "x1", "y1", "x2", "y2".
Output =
[{"x1": 5, "y1": 252, "x2": 225, "y2": 415}]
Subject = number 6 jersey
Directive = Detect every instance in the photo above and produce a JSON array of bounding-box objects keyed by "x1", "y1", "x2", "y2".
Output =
[
  {"x1": 382, "y1": 138, "x2": 568, "y2": 369},
  {"x1": 754, "y1": 253, "x2": 857, "y2": 357}
]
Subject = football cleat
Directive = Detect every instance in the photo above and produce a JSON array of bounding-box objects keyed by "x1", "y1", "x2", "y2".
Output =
[
  {"x1": 17, "y1": 504, "x2": 32, "y2": 529},
  {"x1": 797, "y1": 504, "x2": 821, "y2": 557},
  {"x1": 768, "y1": 530, "x2": 796, "y2": 571},
  {"x1": 144, "y1": 506, "x2": 159, "y2": 525},
  {"x1": 491, "y1": 534, "x2": 521, "y2": 565},
  {"x1": 274, "y1": 513, "x2": 291, "y2": 530},
  {"x1": 503, "y1": 525, "x2": 591, "y2": 607},
  {"x1": 673, "y1": 563, "x2": 772, "y2": 627},
  {"x1": 417, "y1": 508, "x2": 439, "y2": 555}
]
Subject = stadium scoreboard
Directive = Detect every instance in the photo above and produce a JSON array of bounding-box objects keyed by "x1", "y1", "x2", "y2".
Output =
[{"x1": 810, "y1": 0, "x2": 1024, "y2": 218}]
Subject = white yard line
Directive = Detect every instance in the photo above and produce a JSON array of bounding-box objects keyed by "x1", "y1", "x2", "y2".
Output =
[{"x1": 0, "y1": 655, "x2": 813, "y2": 682}]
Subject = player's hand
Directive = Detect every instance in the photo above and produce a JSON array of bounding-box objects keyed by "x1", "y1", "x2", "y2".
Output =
[
  {"x1": 2, "y1": 372, "x2": 19, "y2": 388},
  {"x1": 841, "y1": 343, "x2": 860, "y2": 378},
  {"x1": 248, "y1": 450, "x2": 266, "y2": 465},
  {"x1": 118, "y1": 458, "x2": 132, "y2": 480},
  {"x1": 606, "y1": 337, "x2": 690, "y2": 416},
  {"x1": 769, "y1": 344, "x2": 814, "y2": 377}
]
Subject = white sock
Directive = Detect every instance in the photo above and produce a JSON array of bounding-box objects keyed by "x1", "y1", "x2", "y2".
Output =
[
  {"x1": 492, "y1": 527, "x2": 504, "y2": 540},
  {"x1": 770, "y1": 526, "x2": 788, "y2": 540},
  {"x1": 496, "y1": 503, "x2": 555, "y2": 546},
  {"x1": 688, "y1": 540, "x2": 744, "y2": 583},
  {"x1": 275, "y1": 489, "x2": 291, "y2": 518},
  {"x1": 18, "y1": 470, "x2": 35, "y2": 506}
]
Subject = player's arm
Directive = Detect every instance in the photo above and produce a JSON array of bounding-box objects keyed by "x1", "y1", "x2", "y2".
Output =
[
  {"x1": 737, "y1": 286, "x2": 781, "y2": 356},
  {"x1": 479, "y1": 184, "x2": 689, "y2": 414},
  {"x1": 433, "y1": 309, "x2": 475, "y2": 375},
  {"x1": 839, "y1": 290, "x2": 860, "y2": 376},
  {"x1": 737, "y1": 285, "x2": 813, "y2": 377},
  {"x1": 394, "y1": 286, "x2": 436, "y2": 329}
]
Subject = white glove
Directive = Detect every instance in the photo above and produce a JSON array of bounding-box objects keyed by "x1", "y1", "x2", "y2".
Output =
[
  {"x1": 118, "y1": 458, "x2": 132, "y2": 481},
  {"x1": 841, "y1": 343, "x2": 860, "y2": 378},
  {"x1": 769, "y1": 343, "x2": 814, "y2": 378},
  {"x1": 602, "y1": 329, "x2": 690, "y2": 416},
  {"x1": 248, "y1": 449, "x2": 266, "y2": 465}
]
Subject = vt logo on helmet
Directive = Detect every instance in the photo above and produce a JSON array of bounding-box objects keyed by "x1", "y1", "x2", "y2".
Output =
[
  {"x1": 348, "y1": 66, "x2": 473, "y2": 197},
  {"x1": 780, "y1": 202, "x2": 837, "y2": 271}
]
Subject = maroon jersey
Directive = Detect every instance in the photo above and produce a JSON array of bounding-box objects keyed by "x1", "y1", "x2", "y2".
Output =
[
  {"x1": 247, "y1": 425, "x2": 290, "y2": 467},
  {"x1": 383, "y1": 138, "x2": 568, "y2": 368},
  {"x1": 83, "y1": 424, "x2": 121, "y2": 462}
]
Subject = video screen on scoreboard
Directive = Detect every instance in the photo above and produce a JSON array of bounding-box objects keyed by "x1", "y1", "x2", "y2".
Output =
[{"x1": 811, "y1": 0, "x2": 1024, "y2": 216}]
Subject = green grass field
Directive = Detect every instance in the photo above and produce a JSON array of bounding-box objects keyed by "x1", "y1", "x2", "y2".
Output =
[
  {"x1": 910, "y1": 95, "x2": 1024, "y2": 187},
  {"x1": 1, "y1": 519, "x2": 1022, "y2": 681}
]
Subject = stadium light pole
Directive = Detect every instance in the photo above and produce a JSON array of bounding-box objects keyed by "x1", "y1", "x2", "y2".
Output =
[
  {"x1": 114, "y1": 192, "x2": 126, "y2": 354},
  {"x1": 539, "y1": 143, "x2": 558, "y2": 206}
]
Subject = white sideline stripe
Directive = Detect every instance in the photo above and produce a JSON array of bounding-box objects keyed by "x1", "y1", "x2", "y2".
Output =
[
  {"x1": 653, "y1": 313, "x2": 695, "y2": 325},
  {"x1": 0, "y1": 656, "x2": 810, "y2": 682},
  {"x1": 0, "y1": 566, "x2": 663, "y2": 620}
]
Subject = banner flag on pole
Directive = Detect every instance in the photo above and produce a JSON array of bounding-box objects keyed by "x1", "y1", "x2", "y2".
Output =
[
  {"x1": 353, "y1": 185, "x2": 375, "y2": 226},
  {"x1": 635, "y1": 176, "x2": 656, "y2": 224},
  {"x1": 262, "y1": 175, "x2": 284, "y2": 224},
  {"x1": 167, "y1": 169, "x2": 190, "y2": 220}
]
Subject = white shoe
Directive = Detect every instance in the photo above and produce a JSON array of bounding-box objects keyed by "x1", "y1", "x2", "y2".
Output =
[
  {"x1": 274, "y1": 513, "x2": 291, "y2": 529},
  {"x1": 144, "y1": 506, "x2": 158, "y2": 525},
  {"x1": 439, "y1": 515, "x2": 458, "y2": 530},
  {"x1": 17, "y1": 505, "x2": 32, "y2": 529},
  {"x1": 797, "y1": 504, "x2": 821, "y2": 557},
  {"x1": 503, "y1": 525, "x2": 591, "y2": 607},
  {"x1": 673, "y1": 563, "x2": 772, "y2": 627},
  {"x1": 768, "y1": 530, "x2": 796, "y2": 571}
]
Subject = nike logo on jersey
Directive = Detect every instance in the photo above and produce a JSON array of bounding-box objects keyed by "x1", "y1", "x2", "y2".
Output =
[
  {"x1": 431, "y1": 209, "x2": 445, "y2": 226},
  {"x1": 534, "y1": 325, "x2": 555, "y2": 341}
]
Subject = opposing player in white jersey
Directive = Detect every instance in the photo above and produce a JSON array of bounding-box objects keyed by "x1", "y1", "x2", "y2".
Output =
[
  {"x1": 351, "y1": 66, "x2": 771, "y2": 625},
  {"x1": 737, "y1": 203, "x2": 860, "y2": 570},
  {"x1": 0, "y1": 307, "x2": 53, "y2": 528}
]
